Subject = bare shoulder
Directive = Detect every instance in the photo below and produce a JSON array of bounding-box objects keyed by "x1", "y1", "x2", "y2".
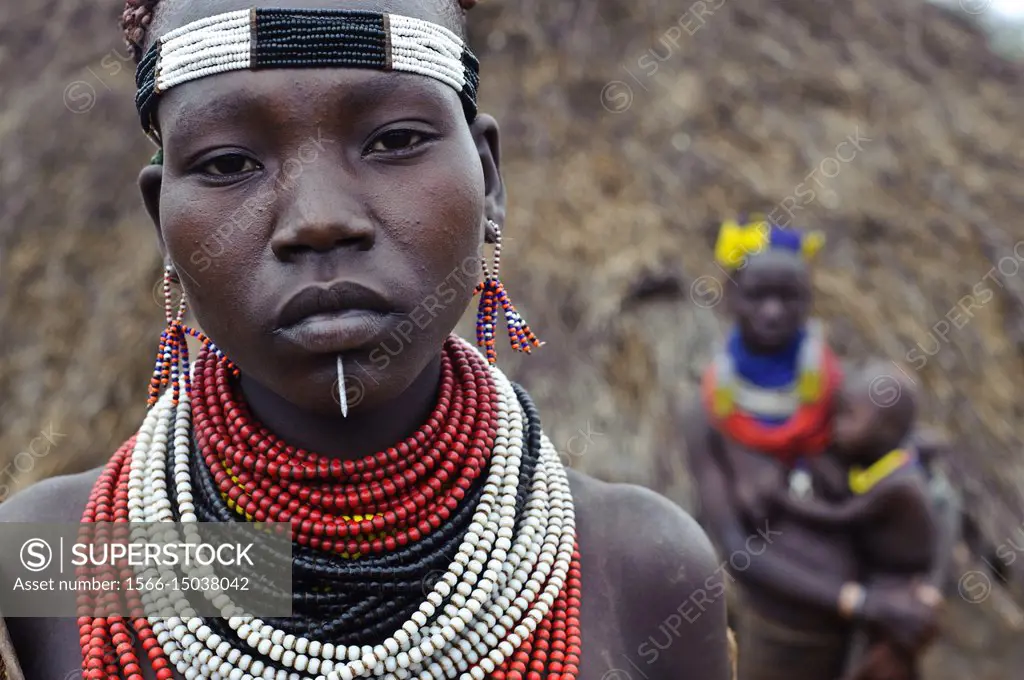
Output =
[
  {"x1": 569, "y1": 470, "x2": 717, "y2": 564},
  {"x1": 678, "y1": 398, "x2": 712, "y2": 452},
  {"x1": 0, "y1": 469, "x2": 101, "y2": 680},
  {"x1": 568, "y1": 470, "x2": 732, "y2": 679},
  {"x1": 0, "y1": 467, "x2": 102, "y2": 523},
  {"x1": 879, "y1": 465, "x2": 932, "y2": 500}
]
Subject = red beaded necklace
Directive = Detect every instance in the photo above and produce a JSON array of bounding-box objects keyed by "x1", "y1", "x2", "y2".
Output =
[
  {"x1": 78, "y1": 338, "x2": 582, "y2": 679},
  {"x1": 195, "y1": 343, "x2": 495, "y2": 554},
  {"x1": 79, "y1": 439, "x2": 174, "y2": 680}
]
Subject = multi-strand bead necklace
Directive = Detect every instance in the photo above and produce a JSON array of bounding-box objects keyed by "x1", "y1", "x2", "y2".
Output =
[{"x1": 78, "y1": 336, "x2": 582, "y2": 680}]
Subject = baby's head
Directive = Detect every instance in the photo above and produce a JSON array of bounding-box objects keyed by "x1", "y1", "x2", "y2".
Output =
[{"x1": 832, "y1": 360, "x2": 918, "y2": 462}]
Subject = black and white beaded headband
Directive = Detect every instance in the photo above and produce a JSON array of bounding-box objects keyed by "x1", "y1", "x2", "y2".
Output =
[{"x1": 135, "y1": 8, "x2": 480, "y2": 143}]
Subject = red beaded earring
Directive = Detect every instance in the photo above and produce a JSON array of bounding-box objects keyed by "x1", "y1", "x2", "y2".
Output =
[
  {"x1": 474, "y1": 220, "x2": 543, "y2": 365},
  {"x1": 148, "y1": 265, "x2": 238, "y2": 407}
]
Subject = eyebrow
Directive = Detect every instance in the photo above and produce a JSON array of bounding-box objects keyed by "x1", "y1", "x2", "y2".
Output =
[{"x1": 164, "y1": 70, "x2": 454, "y2": 142}]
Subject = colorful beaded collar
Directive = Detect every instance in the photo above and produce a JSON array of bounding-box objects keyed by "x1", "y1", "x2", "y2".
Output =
[{"x1": 135, "y1": 8, "x2": 481, "y2": 142}]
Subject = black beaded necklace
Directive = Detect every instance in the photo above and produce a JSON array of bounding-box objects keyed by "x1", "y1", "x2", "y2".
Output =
[{"x1": 175, "y1": 382, "x2": 544, "y2": 654}]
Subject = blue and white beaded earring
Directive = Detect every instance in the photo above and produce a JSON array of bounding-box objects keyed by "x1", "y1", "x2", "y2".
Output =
[
  {"x1": 147, "y1": 265, "x2": 237, "y2": 408},
  {"x1": 147, "y1": 265, "x2": 188, "y2": 407},
  {"x1": 474, "y1": 219, "x2": 543, "y2": 365}
]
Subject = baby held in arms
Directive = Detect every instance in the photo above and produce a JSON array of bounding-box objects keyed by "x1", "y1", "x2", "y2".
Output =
[{"x1": 753, "y1": 361, "x2": 944, "y2": 680}]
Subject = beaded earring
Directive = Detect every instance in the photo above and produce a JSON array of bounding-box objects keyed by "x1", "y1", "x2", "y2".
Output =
[
  {"x1": 474, "y1": 219, "x2": 543, "y2": 365},
  {"x1": 148, "y1": 265, "x2": 238, "y2": 408}
]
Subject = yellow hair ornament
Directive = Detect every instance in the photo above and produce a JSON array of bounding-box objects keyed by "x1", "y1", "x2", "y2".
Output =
[
  {"x1": 801, "y1": 231, "x2": 826, "y2": 260},
  {"x1": 714, "y1": 218, "x2": 770, "y2": 270},
  {"x1": 713, "y1": 216, "x2": 826, "y2": 270}
]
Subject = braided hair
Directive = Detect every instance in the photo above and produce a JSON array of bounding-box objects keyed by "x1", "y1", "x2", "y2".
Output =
[{"x1": 121, "y1": 0, "x2": 481, "y2": 63}]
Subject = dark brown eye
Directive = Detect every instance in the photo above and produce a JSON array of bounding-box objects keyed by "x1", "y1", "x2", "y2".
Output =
[
  {"x1": 370, "y1": 130, "x2": 424, "y2": 152},
  {"x1": 201, "y1": 154, "x2": 258, "y2": 175}
]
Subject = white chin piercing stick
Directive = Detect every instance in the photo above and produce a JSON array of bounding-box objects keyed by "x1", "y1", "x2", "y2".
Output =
[{"x1": 337, "y1": 355, "x2": 348, "y2": 418}]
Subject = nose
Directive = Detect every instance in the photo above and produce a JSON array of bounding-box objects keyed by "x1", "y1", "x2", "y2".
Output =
[
  {"x1": 270, "y1": 163, "x2": 376, "y2": 260},
  {"x1": 759, "y1": 298, "x2": 785, "y2": 323}
]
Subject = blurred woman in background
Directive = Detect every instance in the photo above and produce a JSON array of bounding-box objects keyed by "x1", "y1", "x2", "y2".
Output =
[{"x1": 684, "y1": 218, "x2": 942, "y2": 680}]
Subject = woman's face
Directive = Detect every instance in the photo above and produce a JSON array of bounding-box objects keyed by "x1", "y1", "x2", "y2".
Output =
[
  {"x1": 729, "y1": 251, "x2": 811, "y2": 353},
  {"x1": 139, "y1": 0, "x2": 504, "y2": 415}
]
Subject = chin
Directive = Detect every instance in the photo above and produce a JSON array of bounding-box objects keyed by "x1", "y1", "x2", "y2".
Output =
[
  {"x1": 739, "y1": 325, "x2": 796, "y2": 351},
  {"x1": 750, "y1": 336, "x2": 796, "y2": 353},
  {"x1": 233, "y1": 330, "x2": 448, "y2": 418},
  {"x1": 297, "y1": 355, "x2": 400, "y2": 415}
]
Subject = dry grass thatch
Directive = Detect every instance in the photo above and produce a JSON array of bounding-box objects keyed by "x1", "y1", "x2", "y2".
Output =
[{"x1": 1, "y1": 0, "x2": 1022, "y2": 676}]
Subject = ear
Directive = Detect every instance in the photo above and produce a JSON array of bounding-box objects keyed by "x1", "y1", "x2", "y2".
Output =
[
  {"x1": 470, "y1": 113, "x2": 505, "y2": 244},
  {"x1": 139, "y1": 163, "x2": 170, "y2": 264}
]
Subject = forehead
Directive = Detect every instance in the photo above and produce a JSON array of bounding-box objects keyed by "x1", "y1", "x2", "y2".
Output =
[
  {"x1": 147, "y1": 0, "x2": 466, "y2": 139},
  {"x1": 159, "y1": 69, "x2": 461, "y2": 150},
  {"x1": 737, "y1": 253, "x2": 808, "y2": 288},
  {"x1": 839, "y1": 379, "x2": 879, "y2": 408},
  {"x1": 151, "y1": 0, "x2": 457, "y2": 36}
]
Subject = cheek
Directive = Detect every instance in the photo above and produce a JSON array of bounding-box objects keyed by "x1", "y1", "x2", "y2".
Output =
[
  {"x1": 787, "y1": 297, "x2": 808, "y2": 317},
  {"x1": 375, "y1": 148, "x2": 485, "y2": 298},
  {"x1": 162, "y1": 176, "x2": 270, "y2": 269},
  {"x1": 834, "y1": 410, "x2": 866, "y2": 439},
  {"x1": 834, "y1": 415, "x2": 851, "y2": 435},
  {"x1": 750, "y1": 301, "x2": 774, "y2": 321},
  {"x1": 733, "y1": 296, "x2": 758, "y2": 319},
  {"x1": 160, "y1": 184, "x2": 273, "y2": 336}
]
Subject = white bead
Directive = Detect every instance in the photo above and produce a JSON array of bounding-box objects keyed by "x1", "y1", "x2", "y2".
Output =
[{"x1": 125, "y1": 339, "x2": 580, "y2": 680}]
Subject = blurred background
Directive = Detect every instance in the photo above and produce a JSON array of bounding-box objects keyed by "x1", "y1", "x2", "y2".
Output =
[{"x1": 1, "y1": 0, "x2": 1022, "y2": 677}]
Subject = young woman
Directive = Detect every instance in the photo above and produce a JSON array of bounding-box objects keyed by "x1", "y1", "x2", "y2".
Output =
[
  {"x1": 0, "y1": 1, "x2": 732, "y2": 679},
  {"x1": 684, "y1": 219, "x2": 940, "y2": 680}
]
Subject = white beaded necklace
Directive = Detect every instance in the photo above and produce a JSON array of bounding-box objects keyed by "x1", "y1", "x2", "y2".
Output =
[{"x1": 126, "y1": 338, "x2": 576, "y2": 680}]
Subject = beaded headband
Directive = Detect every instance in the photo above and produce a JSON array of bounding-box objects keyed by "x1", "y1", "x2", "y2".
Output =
[
  {"x1": 135, "y1": 8, "x2": 480, "y2": 143},
  {"x1": 714, "y1": 215, "x2": 825, "y2": 271}
]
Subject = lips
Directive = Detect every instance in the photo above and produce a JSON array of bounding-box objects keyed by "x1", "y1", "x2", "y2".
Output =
[
  {"x1": 273, "y1": 281, "x2": 397, "y2": 353},
  {"x1": 276, "y1": 280, "x2": 395, "y2": 329}
]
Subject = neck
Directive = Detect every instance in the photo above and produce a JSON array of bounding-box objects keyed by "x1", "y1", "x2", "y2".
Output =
[
  {"x1": 238, "y1": 354, "x2": 443, "y2": 461},
  {"x1": 733, "y1": 327, "x2": 805, "y2": 357}
]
